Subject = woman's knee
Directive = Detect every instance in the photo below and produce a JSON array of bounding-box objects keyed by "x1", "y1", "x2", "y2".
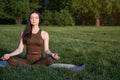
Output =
[
  {"x1": 7, "y1": 57, "x2": 29, "y2": 66},
  {"x1": 7, "y1": 57, "x2": 18, "y2": 66}
]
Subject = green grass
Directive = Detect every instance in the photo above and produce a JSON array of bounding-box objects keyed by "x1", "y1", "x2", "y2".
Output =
[{"x1": 0, "y1": 25, "x2": 120, "y2": 80}]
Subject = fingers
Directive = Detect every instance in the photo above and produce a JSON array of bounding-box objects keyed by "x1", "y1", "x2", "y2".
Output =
[
  {"x1": 0, "y1": 57, "x2": 5, "y2": 60},
  {"x1": 51, "y1": 53, "x2": 60, "y2": 60},
  {"x1": 53, "y1": 54, "x2": 57, "y2": 57},
  {"x1": 1, "y1": 54, "x2": 10, "y2": 60},
  {"x1": 53, "y1": 54, "x2": 60, "y2": 60}
]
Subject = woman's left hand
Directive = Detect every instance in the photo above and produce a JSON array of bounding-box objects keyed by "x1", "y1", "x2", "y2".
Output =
[{"x1": 51, "y1": 54, "x2": 60, "y2": 60}]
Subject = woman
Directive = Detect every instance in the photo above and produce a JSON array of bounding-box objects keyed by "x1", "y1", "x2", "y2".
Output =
[
  {"x1": 1, "y1": 11, "x2": 60, "y2": 66},
  {"x1": 0, "y1": 11, "x2": 85, "y2": 71}
]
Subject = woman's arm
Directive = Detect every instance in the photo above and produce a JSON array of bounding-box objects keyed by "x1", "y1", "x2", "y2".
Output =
[
  {"x1": 1, "y1": 32, "x2": 24, "y2": 60},
  {"x1": 41, "y1": 30, "x2": 60, "y2": 60}
]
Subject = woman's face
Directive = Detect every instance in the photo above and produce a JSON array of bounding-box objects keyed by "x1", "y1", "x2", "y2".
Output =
[{"x1": 30, "y1": 13, "x2": 40, "y2": 26}]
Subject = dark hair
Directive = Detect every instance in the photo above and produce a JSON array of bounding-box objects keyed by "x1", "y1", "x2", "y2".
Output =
[{"x1": 22, "y1": 11, "x2": 41, "y2": 44}]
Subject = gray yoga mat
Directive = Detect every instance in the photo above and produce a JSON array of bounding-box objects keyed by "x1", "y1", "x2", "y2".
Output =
[
  {"x1": 0, "y1": 61, "x2": 85, "y2": 72},
  {"x1": 50, "y1": 63, "x2": 85, "y2": 72},
  {"x1": 0, "y1": 60, "x2": 10, "y2": 67}
]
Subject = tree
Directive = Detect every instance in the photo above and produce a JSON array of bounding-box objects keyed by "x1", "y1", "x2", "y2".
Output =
[
  {"x1": 45, "y1": 0, "x2": 69, "y2": 11},
  {"x1": 0, "y1": 0, "x2": 6, "y2": 18},
  {"x1": 67, "y1": 0, "x2": 117, "y2": 26},
  {"x1": 112, "y1": 0, "x2": 120, "y2": 25},
  {"x1": 91, "y1": 0, "x2": 102, "y2": 26},
  {"x1": 90, "y1": 0, "x2": 115, "y2": 26},
  {"x1": 66, "y1": 0, "x2": 93, "y2": 25},
  {"x1": 0, "y1": 0, "x2": 41, "y2": 25}
]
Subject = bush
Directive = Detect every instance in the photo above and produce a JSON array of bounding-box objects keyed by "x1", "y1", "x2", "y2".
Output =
[
  {"x1": 42, "y1": 10, "x2": 74, "y2": 26},
  {"x1": 41, "y1": 10, "x2": 53, "y2": 25}
]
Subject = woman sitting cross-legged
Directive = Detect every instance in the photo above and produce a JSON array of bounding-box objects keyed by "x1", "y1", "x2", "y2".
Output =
[{"x1": 0, "y1": 11, "x2": 85, "y2": 72}]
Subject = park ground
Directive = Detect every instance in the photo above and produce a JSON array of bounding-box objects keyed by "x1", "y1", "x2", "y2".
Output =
[{"x1": 0, "y1": 25, "x2": 120, "y2": 80}]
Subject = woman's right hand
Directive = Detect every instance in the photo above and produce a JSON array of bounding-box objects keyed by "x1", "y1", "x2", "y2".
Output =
[{"x1": 1, "y1": 54, "x2": 11, "y2": 60}]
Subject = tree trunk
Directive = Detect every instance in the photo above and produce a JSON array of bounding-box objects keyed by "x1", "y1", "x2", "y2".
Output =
[
  {"x1": 82, "y1": 17, "x2": 85, "y2": 25},
  {"x1": 95, "y1": 18, "x2": 100, "y2": 26},
  {"x1": 116, "y1": 13, "x2": 120, "y2": 25},
  {"x1": 15, "y1": 16, "x2": 22, "y2": 25}
]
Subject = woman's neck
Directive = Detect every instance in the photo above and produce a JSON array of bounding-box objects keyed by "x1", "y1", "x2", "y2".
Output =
[{"x1": 32, "y1": 25, "x2": 39, "y2": 30}]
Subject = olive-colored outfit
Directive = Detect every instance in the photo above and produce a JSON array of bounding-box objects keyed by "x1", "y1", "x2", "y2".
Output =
[{"x1": 7, "y1": 30, "x2": 53, "y2": 66}]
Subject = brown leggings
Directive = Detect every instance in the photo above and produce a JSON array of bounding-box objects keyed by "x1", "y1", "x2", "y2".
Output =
[{"x1": 7, "y1": 56, "x2": 54, "y2": 66}]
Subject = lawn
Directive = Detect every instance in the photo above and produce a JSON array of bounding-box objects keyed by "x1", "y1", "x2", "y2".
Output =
[{"x1": 0, "y1": 25, "x2": 120, "y2": 80}]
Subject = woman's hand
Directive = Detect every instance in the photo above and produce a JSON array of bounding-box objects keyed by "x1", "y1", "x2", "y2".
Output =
[
  {"x1": 51, "y1": 54, "x2": 60, "y2": 60},
  {"x1": 1, "y1": 54, "x2": 11, "y2": 60}
]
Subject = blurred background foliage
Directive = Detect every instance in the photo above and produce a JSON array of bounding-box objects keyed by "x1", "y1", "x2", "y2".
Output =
[{"x1": 0, "y1": 0, "x2": 120, "y2": 26}]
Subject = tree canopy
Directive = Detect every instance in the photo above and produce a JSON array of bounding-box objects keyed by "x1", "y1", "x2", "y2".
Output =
[{"x1": 0, "y1": 0, "x2": 120, "y2": 26}]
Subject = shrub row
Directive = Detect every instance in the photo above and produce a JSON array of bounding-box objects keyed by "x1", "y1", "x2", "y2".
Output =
[{"x1": 41, "y1": 10, "x2": 74, "y2": 26}]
